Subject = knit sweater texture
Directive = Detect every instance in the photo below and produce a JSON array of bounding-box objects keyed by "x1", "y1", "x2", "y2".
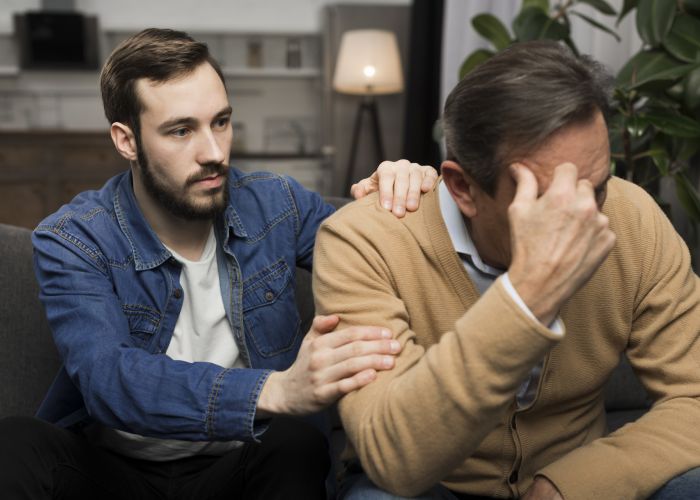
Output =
[{"x1": 313, "y1": 177, "x2": 700, "y2": 499}]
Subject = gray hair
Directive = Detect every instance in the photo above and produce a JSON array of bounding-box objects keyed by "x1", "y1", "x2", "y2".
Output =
[{"x1": 443, "y1": 40, "x2": 614, "y2": 195}]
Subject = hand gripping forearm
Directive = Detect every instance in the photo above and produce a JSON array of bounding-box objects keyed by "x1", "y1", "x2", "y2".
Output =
[{"x1": 257, "y1": 315, "x2": 401, "y2": 417}]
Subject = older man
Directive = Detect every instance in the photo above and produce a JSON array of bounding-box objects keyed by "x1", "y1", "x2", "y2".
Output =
[{"x1": 314, "y1": 40, "x2": 700, "y2": 500}]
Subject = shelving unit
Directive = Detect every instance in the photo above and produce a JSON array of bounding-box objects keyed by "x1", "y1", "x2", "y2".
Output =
[{"x1": 0, "y1": 29, "x2": 332, "y2": 220}]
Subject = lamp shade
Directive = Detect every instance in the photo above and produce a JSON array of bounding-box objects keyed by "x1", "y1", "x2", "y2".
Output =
[{"x1": 333, "y1": 29, "x2": 404, "y2": 95}]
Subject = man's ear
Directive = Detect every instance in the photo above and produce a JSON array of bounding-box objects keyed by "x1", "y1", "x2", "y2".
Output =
[
  {"x1": 441, "y1": 160, "x2": 479, "y2": 218},
  {"x1": 110, "y1": 122, "x2": 138, "y2": 162}
]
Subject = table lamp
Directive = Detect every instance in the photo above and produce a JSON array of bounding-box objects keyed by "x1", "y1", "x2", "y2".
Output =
[{"x1": 333, "y1": 29, "x2": 404, "y2": 192}]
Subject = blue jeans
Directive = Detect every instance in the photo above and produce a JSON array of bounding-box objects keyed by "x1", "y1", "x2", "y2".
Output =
[
  {"x1": 651, "y1": 466, "x2": 700, "y2": 499},
  {"x1": 341, "y1": 467, "x2": 700, "y2": 499},
  {"x1": 339, "y1": 473, "x2": 485, "y2": 500}
]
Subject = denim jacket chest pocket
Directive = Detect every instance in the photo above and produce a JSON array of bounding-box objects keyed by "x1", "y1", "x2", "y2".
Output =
[
  {"x1": 241, "y1": 258, "x2": 301, "y2": 358},
  {"x1": 121, "y1": 304, "x2": 162, "y2": 349}
]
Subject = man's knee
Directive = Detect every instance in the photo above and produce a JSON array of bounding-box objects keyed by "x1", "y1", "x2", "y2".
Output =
[
  {"x1": 257, "y1": 417, "x2": 330, "y2": 472},
  {"x1": 0, "y1": 416, "x2": 51, "y2": 454}
]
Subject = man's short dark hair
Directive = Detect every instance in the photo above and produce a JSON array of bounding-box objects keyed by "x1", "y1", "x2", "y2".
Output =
[
  {"x1": 443, "y1": 40, "x2": 614, "y2": 195},
  {"x1": 100, "y1": 28, "x2": 226, "y2": 136}
]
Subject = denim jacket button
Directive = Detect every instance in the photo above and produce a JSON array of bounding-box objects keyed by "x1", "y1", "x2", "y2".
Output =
[
  {"x1": 173, "y1": 288, "x2": 183, "y2": 299},
  {"x1": 264, "y1": 290, "x2": 274, "y2": 301}
]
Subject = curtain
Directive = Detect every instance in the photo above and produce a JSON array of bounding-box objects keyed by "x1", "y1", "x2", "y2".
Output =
[{"x1": 401, "y1": 0, "x2": 444, "y2": 169}]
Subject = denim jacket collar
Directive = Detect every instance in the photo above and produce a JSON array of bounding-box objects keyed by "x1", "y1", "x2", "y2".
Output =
[{"x1": 113, "y1": 170, "x2": 249, "y2": 271}]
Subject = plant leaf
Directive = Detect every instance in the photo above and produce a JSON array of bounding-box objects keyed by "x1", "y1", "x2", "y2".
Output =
[
  {"x1": 570, "y1": 11, "x2": 621, "y2": 41},
  {"x1": 662, "y1": 14, "x2": 700, "y2": 63},
  {"x1": 674, "y1": 172, "x2": 700, "y2": 223},
  {"x1": 577, "y1": 0, "x2": 617, "y2": 16},
  {"x1": 513, "y1": 7, "x2": 569, "y2": 41},
  {"x1": 617, "y1": 0, "x2": 639, "y2": 25},
  {"x1": 617, "y1": 49, "x2": 700, "y2": 89},
  {"x1": 522, "y1": 0, "x2": 550, "y2": 13},
  {"x1": 643, "y1": 108, "x2": 700, "y2": 137},
  {"x1": 472, "y1": 13, "x2": 512, "y2": 50},
  {"x1": 629, "y1": 62, "x2": 700, "y2": 89},
  {"x1": 636, "y1": 0, "x2": 677, "y2": 47},
  {"x1": 682, "y1": 66, "x2": 700, "y2": 110},
  {"x1": 626, "y1": 115, "x2": 651, "y2": 138},
  {"x1": 459, "y1": 49, "x2": 494, "y2": 80},
  {"x1": 539, "y1": 17, "x2": 571, "y2": 40}
]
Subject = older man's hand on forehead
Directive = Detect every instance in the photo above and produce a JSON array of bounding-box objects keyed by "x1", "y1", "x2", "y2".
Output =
[{"x1": 506, "y1": 162, "x2": 616, "y2": 326}]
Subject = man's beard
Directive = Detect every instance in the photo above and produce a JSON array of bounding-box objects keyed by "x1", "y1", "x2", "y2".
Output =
[{"x1": 135, "y1": 136, "x2": 228, "y2": 220}]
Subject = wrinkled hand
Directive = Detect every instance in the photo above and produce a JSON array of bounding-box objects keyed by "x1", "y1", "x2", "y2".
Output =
[
  {"x1": 508, "y1": 163, "x2": 616, "y2": 326},
  {"x1": 522, "y1": 477, "x2": 563, "y2": 500},
  {"x1": 257, "y1": 315, "x2": 401, "y2": 416},
  {"x1": 351, "y1": 159, "x2": 438, "y2": 217}
]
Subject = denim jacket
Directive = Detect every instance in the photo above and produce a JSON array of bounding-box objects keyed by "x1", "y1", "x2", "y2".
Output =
[{"x1": 32, "y1": 168, "x2": 334, "y2": 442}]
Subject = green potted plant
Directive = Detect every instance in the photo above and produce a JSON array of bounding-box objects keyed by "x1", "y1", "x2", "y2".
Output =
[{"x1": 459, "y1": 0, "x2": 700, "y2": 249}]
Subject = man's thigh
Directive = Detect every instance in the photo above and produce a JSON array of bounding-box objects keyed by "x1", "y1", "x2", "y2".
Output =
[
  {"x1": 177, "y1": 416, "x2": 330, "y2": 500},
  {"x1": 650, "y1": 467, "x2": 700, "y2": 500},
  {"x1": 339, "y1": 472, "x2": 469, "y2": 500},
  {"x1": 0, "y1": 416, "x2": 158, "y2": 500}
]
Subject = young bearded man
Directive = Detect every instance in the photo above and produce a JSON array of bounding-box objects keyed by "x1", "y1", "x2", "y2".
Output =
[
  {"x1": 313, "y1": 41, "x2": 700, "y2": 500},
  {"x1": 0, "y1": 28, "x2": 436, "y2": 499}
]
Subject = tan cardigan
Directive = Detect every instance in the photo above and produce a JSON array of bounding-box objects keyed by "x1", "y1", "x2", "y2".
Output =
[{"x1": 313, "y1": 177, "x2": 700, "y2": 499}]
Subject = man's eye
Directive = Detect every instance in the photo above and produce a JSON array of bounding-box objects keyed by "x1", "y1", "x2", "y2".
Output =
[
  {"x1": 215, "y1": 117, "x2": 230, "y2": 128},
  {"x1": 171, "y1": 128, "x2": 189, "y2": 137}
]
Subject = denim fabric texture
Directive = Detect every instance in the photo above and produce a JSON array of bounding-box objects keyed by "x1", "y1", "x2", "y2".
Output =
[{"x1": 31, "y1": 168, "x2": 334, "y2": 443}]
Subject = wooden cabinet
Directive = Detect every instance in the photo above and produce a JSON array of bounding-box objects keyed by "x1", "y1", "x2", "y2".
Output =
[{"x1": 0, "y1": 131, "x2": 125, "y2": 229}]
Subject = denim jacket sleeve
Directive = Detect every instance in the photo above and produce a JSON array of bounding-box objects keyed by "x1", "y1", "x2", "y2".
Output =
[
  {"x1": 285, "y1": 175, "x2": 335, "y2": 271},
  {"x1": 32, "y1": 225, "x2": 272, "y2": 442}
]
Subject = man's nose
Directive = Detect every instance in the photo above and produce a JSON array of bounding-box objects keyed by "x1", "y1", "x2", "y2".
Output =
[{"x1": 197, "y1": 129, "x2": 226, "y2": 166}]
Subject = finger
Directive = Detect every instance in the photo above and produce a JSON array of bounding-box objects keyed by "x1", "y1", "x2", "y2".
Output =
[
  {"x1": 549, "y1": 162, "x2": 579, "y2": 192},
  {"x1": 319, "y1": 352, "x2": 397, "y2": 385},
  {"x1": 390, "y1": 160, "x2": 411, "y2": 217},
  {"x1": 405, "y1": 163, "x2": 424, "y2": 212},
  {"x1": 510, "y1": 163, "x2": 539, "y2": 205},
  {"x1": 315, "y1": 369, "x2": 378, "y2": 402},
  {"x1": 309, "y1": 315, "x2": 340, "y2": 336},
  {"x1": 350, "y1": 182, "x2": 367, "y2": 200},
  {"x1": 314, "y1": 325, "x2": 392, "y2": 349},
  {"x1": 326, "y1": 338, "x2": 402, "y2": 366},
  {"x1": 420, "y1": 165, "x2": 439, "y2": 192},
  {"x1": 337, "y1": 368, "x2": 378, "y2": 393},
  {"x1": 377, "y1": 162, "x2": 397, "y2": 211}
]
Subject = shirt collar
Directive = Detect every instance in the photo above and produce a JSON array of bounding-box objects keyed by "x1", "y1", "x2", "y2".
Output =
[
  {"x1": 113, "y1": 170, "x2": 245, "y2": 271},
  {"x1": 438, "y1": 179, "x2": 502, "y2": 277}
]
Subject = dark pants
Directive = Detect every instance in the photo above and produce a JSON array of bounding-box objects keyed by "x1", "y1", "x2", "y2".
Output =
[{"x1": 0, "y1": 415, "x2": 330, "y2": 500}]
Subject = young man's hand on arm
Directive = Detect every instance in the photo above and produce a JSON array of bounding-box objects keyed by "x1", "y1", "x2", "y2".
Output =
[
  {"x1": 352, "y1": 159, "x2": 438, "y2": 217},
  {"x1": 257, "y1": 315, "x2": 401, "y2": 417}
]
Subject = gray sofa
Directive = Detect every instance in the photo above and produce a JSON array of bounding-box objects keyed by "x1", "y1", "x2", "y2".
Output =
[{"x1": 0, "y1": 221, "x2": 650, "y2": 444}]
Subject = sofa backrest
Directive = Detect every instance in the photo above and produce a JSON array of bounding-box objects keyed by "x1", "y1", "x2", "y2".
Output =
[
  {"x1": 0, "y1": 224, "x2": 60, "y2": 418},
  {"x1": 0, "y1": 202, "x2": 651, "y2": 422}
]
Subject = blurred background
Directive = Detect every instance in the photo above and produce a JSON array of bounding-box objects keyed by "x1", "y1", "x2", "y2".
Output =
[{"x1": 0, "y1": 0, "x2": 697, "y2": 265}]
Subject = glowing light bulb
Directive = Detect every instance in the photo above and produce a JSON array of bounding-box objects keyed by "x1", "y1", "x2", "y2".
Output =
[{"x1": 363, "y1": 65, "x2": 376, "y2": 78}]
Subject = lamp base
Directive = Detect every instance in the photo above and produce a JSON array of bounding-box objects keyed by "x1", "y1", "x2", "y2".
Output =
[{"x1": 345, "y1": 96, "x2": 385, "y2": 193}]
